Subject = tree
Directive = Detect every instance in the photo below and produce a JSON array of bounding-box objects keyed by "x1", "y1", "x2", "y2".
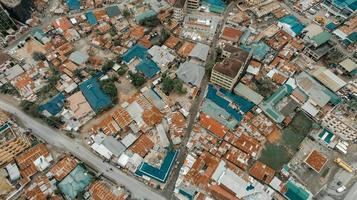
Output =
[
  {"x1": 0, "y1": 83, "x2": 19, "y2": 96},
  {"x1": 117, "y1": 66, "x2": 128, "y2": 76},
  {"x1": 73, "y1": 69, "x2": 85, "y2": 80},
  {"x1": 160, "y1": 29, "x2": 170, "y2": 44},
  {"x1": 113, "y1": 39, "x2": 120, "y2": 47},
  {"x1": 100, "y1": 79, "x2": 118, "y2": 101},
  {"x1": 43, "y1": 116, "x2": 64, "y2": 128},
  {"x1": 20, "y1": 100, "x2": 40, "y2": 117},
  {"x1": 255, "y1": 78, "x2": 275, "y2": 97},
  {"x1": 109, "y1": 26, "x2": 117, "y2": 37},
  {"x1": 141, "y1": 17, "x2": 160, "y2": 28},
  {"x1": 102, "y1": 60, "x2": 115, "y2": 72},
  {"x1": 128, "y1": 71, "x2": 146, "y2": 87},
  {"x1": 123, "y1": 9, "x2": 131, "y2": 18},
  {"x1": 161, "y1": 74, "x2": 186, "y2": 95},
  {"x1": 32, "y1": 51, "x2": 46, "y2": 61}
]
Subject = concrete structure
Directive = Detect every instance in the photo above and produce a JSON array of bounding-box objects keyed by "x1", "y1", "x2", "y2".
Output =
[
  {"x1": 210, "y1": 47, "x2": 250, "y2": 90},
  {"x1": 187, "y1": 0, "x2": 200, "y2": 9},
  {"x1": 173, "y1": 0, "x2": 186, "y2": 22},
  {"x1": 321, "y1": 0, "x2": 356, "y2": 19},
  {"x1": 176, "y1": 61, "x2": 205, "y2": 86},
  {"x1": 0, "y1": 4, "x2": 17, "y2": 44},
  {"x1": 322, "y1": 113, "x2": 357, "y2": 141}
]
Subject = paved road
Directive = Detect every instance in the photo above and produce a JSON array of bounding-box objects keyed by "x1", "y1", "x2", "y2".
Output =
[
  {"x1": 0, "y1": 99, "x2": 165, "y2": 200},
  {"x1": 163, "y1": 3, "x2": 235, "y2": 198}
]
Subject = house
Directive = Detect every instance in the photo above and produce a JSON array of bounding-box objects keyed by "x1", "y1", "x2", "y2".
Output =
[
  {"x1": 220, "y1": 27, "x2": 243, "y2": 43},
  {"x1": 338, "y1": 58, "x2": 357, "y2": 75},
  {"x1": 277, "y1": 15, "x2": 305, "y2": 37},
  {"x1": 176, "y1": 61, "x2": 205, "y2": 86},
  {"x1": 311, "y1": 66, "x2": 346, "y2": 92},
  {"x1": 189, "y1": 43, "x2": 210, "y2": 63},
  {"x1": 68, "y1": 51, "x2": 89, "y2": 66},
  {"x1": 210, "y1": 47, "x2": 250, "y2": 90},
  {"x1": 67, "y1": 91, "x2": 94, "y2": 122}
]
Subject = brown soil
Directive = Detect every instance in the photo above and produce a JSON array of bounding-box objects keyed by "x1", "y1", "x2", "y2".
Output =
[{"x1": 266, "y1": 127, "x2": 282, "y2": 143}]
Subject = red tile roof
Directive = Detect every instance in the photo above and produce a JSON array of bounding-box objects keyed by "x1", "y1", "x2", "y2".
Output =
[
  {"x1": 304, "y1": 150, "x2": 328, "y2": 173},
  {"x1": 249, "y1": 161, "x2": 275, "y2": 184},
  {"x1": 49, "y1": 156, "x2": 77, "y2": 181},
  {"x1": 199, "y1": 112, "x2": 228, "y2": 138},
  {"x1": 129, "y1": 134, "x2": 154, "y2": 157}
]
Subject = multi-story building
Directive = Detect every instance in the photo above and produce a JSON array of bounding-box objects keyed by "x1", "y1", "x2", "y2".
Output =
[
  {"x1": 186, "y1": 0, "x2": 200, "y2": 9},
  {"x1": 0, "y1": 4, "x2": 17, "y2": 41},
  {"x1": 322, "y1": 113, "x2": 357, "y2": 141},
  {"x1": 210, "y1": 47, "x2": 251, "y2": 91},
  {"x1": 0, "y1": 110, "x2": 31, "y2": 166},
  {"x1": 173, "y1": 0, "x2": 186, "y2": 22},
  {"x1": 321, "y1": 0, "x2": 356, "y2": 19}
]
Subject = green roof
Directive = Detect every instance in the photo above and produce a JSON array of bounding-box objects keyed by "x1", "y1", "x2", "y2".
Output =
[
  {"x1": 311, "y1": 31, "x2": 331, "y2": 47},
  {"x1": 58, "y1": 165, "x2": 93, "y2": 199},
  {"x1": 135, "y1": 10, "x2": 156, "y2": 23}
]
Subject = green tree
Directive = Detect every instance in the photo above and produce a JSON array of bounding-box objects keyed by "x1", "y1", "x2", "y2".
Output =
[
  {"x1": 102, "y1": 60, "x2": 115, "y2": 72},
  {"x1": 117, "y1": 66, "x2": 128, "y2": 76},
  {"x1": 123, "y1": 9, "x2": 131, "y2": 18},
  {"x1": 161, "y1": 74, "x2": 186, "y2": 95},
  {"x1": 160, "y1": 29, "x2": 170, "y2": 44},
  {"x1": 128, "y1": 71, "x2": 146, "y2": 87},
  {"x1": 100, "y1": 79, "x2": 118, "y2": 101},
  {"x1": 43, "y1": 116, "x2": 64, "y2": 128},
  {"x1": 0, "y1": 83, "x2": 19, "y2": 96},
  {"x1": 73, "y1": 69, "x2": 85, "y2": 80},
  {"x1": 20, "y1": 100, "x2": 40, "y2": 117}
]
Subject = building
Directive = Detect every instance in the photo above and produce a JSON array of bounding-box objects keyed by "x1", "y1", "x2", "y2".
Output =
[
  {"x1": 187, "y1": 0, "x2": 200, "y2": 9},
  {"x1": 304, "y1": 150, "x2": 328, "y2": 173},
  {"x1": 210, "y1": 47, "x2": 250, "y2": 90},
  {"x1": 176, "y1": 61, "x2": 205, "y2": 86},
  {"x1": 303, "y1": 40, "x2": 334, "y2": 61},
  {"x1": 0, "y1": 119, "x2": 31, "y2": 166},
  {"x1": 322, "y1": 113, "x2": 357, "y2": 141},
  {"x1": 311, "y1": 66, "x2": 346, "y2": 92},
  {"x1": 0, "y1": 4, "x2": 17, "y2": 44},
  {"x1": 173, "y1": 0, "x2": 186, "y2": 22},
  {"x1": 277, "y1": 15, "x2": 305, "y2": 37},
  {"x1": 321, "y1": 0, "x2": 356, "y2": 19}
]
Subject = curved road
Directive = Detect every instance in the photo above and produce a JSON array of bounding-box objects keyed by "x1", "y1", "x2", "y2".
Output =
[{"x1": 0, "y1": 99, "x2": 165, "y2": 200}]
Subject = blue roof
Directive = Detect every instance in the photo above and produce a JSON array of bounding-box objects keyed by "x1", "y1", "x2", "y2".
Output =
[
  {"x1": 135, "y1": 59, "x2": 160, "y2": 78},
  {"x1": 85, "y1": 12, "x2": 97, "y2": 25},
  {"x1": 122, "y1": 44, "x2": 160, "y2": 78},
  {"x1": 122, "y1": 44, "x2": 149, "y2": 63},
  {"x1": 250, "y1": 42, "x2": 271, "y2": 61},
  {"x1": 284, "y1": 180, "x2": 311, "y2": 200},
  {"x1": 205, "y1": 84, "x2": 254, "y2": 122},
  {"x1": 105, "y1": 6, "x2": 120, "y2": 18},
  {"x1": 331, "y1": 0, "x2": 357, "y2": 11},
  {"x1": 135, "y1": 150, "x2": 177, "y2": 183},
  {"x1": 79, "y1": 78, "x2": 112, "y2": 112},
  {"x1": 67, "y1": 0, "x2": 80, "y2": 10},
  {"x1": 325, "y1": 22, "x2": 337, "y2": 31},
  {"x1": 39, "y1": 93, "x2": 65, "y2": 116},
  {"x1": 279, "y1": 15, "x2": 305, "y2": 35}
]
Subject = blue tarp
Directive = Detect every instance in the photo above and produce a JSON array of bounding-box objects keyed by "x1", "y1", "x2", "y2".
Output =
[
  {"x1": 67, "y1": 0, "x2": 80, "y2": 10},
  {"x1": 279, "y1": 15, "x2": 305, "y2": 35},
  {"x1": 86, "y1": 12, "x2": 97, "y2": 25},
  {"x1": 79, "y1": 78, "x2": 111, "y2": 112},
  {"x1": 135, "y1": 150, "x2": 177, "y2": 183},
  {"x1": 39, "y1": 93, "x2": 65, "y2": 116}
]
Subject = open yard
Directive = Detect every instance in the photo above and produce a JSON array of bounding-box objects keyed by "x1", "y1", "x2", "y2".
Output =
[{"x1": 259, "y1": 112, "x2": 314, "y2": 170}]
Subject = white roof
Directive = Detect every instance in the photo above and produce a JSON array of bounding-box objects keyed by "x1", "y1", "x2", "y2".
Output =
[
  {"x1": 148, "y1": 45, "x2": 175, "y2": 71},
  {"x1": 176, "y1": 61, "x2": 205, "y2": 86},
  {"x1": 302, "y1": 101, "x2": 319, "y2": 117},
  {"x1": 247, "y1": 65, "x2": 260, "y2": 75},
  {"x1": 121, "y1": 133, "x2": 138, "y2": 147},
  {"x1": 269, "y1": 177, "x2": 283, "y2": 192},
  {"x1": 156, "y1": 123, "x2": 170, "y2": 147},
  {"x1": 5, "y1": 163, "x2": 20, "y2": 181},
  {"x1": 312, "y1": 67, "x2": 347, "y2": 92},
  {"x1": 339, "y1": 58, "x2": 357, "y2": 73},
  {"x1": 91, "y1": 143, "x2": 113, "y2": 159},
  {"x1": 189, "y1": 43, "x2": 210, "y2": 61},
  {"x1": 33, "y1": 155, "x2": 53, "y2": 171},
  {"x1": 117, "y1": 153, "x2": 130, "y2": 167},
  {"x1": 5, "y1": 65, "x2": 24, "y2": 80},
  {"x1": 127, "y1": 102, "x2": 144, "y2": 127}
]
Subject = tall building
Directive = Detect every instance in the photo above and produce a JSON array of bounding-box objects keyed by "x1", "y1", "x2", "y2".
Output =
[
  {"x1": 173, "y1": 0, "x2": 186, "y2": 22},
  {"x1": 0, "y1": 110, "x2": 31, "y2": 166},
  {"x1": 187, "y1": 0, "x2": 200, "y2": 9},
  {"x1": 210, "y1": 47, "x2": 250, "y2": 91},
  {"x1": 0, "y1": 4, "x2": 17, "y2": 39}
]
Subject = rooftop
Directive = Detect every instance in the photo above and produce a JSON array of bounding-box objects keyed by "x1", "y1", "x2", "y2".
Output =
[
  {"x1": 249, "y1": 161, "x2": 275, "y2": 184},
  {"x1": 304, "y1": 150, "x2": 328, "y2": 173},
  {"x1": 213, "y1": 47, "x2": 249, "y2": 78},
  {"x1": 220, "y1": 27, "x2": 243, "y2": 42},
  {"x1": 67, "y1": 91, "x2": 93, "y2": 120},
  {"x1": 89, "y1": 181, "x2": 127, "y2": 200},
  {"x1": 49, "y1": 156, "x2": 78, "y2": 181},
  {"x1": 178, "y1": 41, "x2": 195, "y2": 57},
  {"x1": 176, "y1": 61, "x2": 205, "y2": 86},
  {"x1": 199, "y1": 112, "x2": 228, "y2": 138},
  {"x1": 129, "y1": 134, "x2": 154, "y2": 157},
  {"x1": 79, "y1": 78, "x2": 112, "y2": 112}
]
